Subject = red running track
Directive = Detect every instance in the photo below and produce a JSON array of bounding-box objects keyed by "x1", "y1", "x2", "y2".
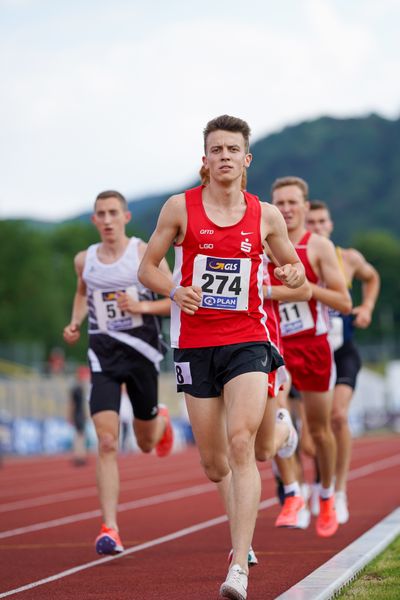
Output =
[{"x1": 0, "y1": 434, "x2": 399, "y2": 599}]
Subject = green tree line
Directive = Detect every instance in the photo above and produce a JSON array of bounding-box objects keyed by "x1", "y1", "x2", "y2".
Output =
[{"x1": 0, "y1": 220, "x2": 398, "y2": 368}]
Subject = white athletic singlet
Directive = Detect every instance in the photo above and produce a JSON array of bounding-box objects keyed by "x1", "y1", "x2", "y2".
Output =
[{"x1": 83, "y1": 237, "x2": 165, "y2": 365}]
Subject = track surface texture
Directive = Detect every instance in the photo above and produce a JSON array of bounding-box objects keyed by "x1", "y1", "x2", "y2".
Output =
[{"x1": 0, "y1": 434, "x2": 399, "y2": 599}]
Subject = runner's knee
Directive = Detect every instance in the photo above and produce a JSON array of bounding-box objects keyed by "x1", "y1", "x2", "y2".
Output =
[
  {"x1": 97, "y1": 431, "x2": 118, "y2": 455},
  {"x1": 331, "y1": 410, "x2": 347, "y2": 432},
  {"x1": 308, "y1": 425, "x2": 331, "y2": 447},
  {"x1": 135, "y1": 433, "x2": 155, "y2": 453},
  {"x1": 229, "y1": 432, "x2": 254, "y2": 466},
  {"x1": 255, "y1": 439, "x2": 274, "y2": 462},
  {"x1": 201, "y1": 456, "x2": 230, "y2": 483}
]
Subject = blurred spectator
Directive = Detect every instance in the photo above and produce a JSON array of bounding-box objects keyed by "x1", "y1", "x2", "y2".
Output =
[
  {"x1": 69, "y1": 365, "x2": 90, "y2": 466},
  {"x1": 47, "y1": 347, "x2": 66, "y2": 376}
]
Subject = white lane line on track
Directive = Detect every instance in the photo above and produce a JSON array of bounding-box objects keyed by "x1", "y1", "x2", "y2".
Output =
[
  {"x1": 2, "y1": 439, "x2": 395, "y2": 511},
  {"x1": 0, "y1": 454, "x2": 198, "y2": 501},
  {"x1": 1, "y1": 452, "x2": 400, "y2": 597},
  {"x1": 0, "y1": 466, "x2": 223, "y2": 513},
  {"x1": 0, "y1": 496, "x2": 277, "y2": 598},
  {"x1": 0, "y1": 466, "x2": 273, "y2": 539},
  {"x1": 1, "y1": 453, "x2": 399, "y2": 541},
  {"x1": 0, "y1": 482, "x2": 214, "y2": 539}
]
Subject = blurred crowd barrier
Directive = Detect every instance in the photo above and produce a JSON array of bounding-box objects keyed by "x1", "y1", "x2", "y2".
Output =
[
  {"x1": 0, "y1": 372, "x2": 193, "y2": 456},
  {"x1": 1, "y1": 364, "x2": 399, "y2": 457}
]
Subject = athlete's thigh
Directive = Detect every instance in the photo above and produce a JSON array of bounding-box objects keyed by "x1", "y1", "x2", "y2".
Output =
[
  {"x1": 125, "y1": 358, "x2": 158, "y2": 421},
  {"x1": 185, "y1": 394, "x2": 227, "y2": 460},
  {"x1": 223, "y1": 371, "x2": 268, "y2": 438},
  {"x1": 90, "y1": 372, "x2": 121, "y2": 415},
  {"x1": 255, "y1": 394, "x2": 277, "y2": 456},
  {"x1": 92, "y1": 410, "x2": 120, "y2": 439},
  {"x1": 332, "y1": 384, "x2": 353, "y2": 420},
  {"x1": 302, "y1": 390, "x2": 333, "y2": 430}
]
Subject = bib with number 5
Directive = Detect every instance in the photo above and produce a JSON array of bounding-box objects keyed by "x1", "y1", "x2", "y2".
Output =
[{"x1": 93, "y1": 286, "x2": 143, "y2": 332}]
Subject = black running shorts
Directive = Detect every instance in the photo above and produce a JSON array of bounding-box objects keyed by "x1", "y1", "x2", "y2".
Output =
[
  {"x1": 88, "y1": 334, "x2": 158, "y2": 420},
  {"x1": 334, "y1": 339, "x2": 362, "y2": 390},
  {"x1": 173, "y1": 341, "x2": 284, "y2": 398}
]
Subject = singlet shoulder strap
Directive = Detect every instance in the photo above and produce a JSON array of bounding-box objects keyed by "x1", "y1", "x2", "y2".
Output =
[
  {"x1": 298, "y1": 231, "x2": 312, "y2": 246},
  {"x1": 185, "y1": 185, "x2": 203, "y2": 205}
]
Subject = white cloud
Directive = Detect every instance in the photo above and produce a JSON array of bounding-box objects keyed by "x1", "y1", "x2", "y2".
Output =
[{"x1": 0, "y1": 2, "x2": 399, "y2": 219}]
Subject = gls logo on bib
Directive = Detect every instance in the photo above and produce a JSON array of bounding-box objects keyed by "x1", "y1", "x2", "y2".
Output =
[{"x1": 206, "y1": 258, "x2": 241, "y2": 272}]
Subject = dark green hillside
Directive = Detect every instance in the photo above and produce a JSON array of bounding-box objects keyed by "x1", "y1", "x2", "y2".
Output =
[{"x1": 247, "y1": 113, "x2": 400, "y2": 244}]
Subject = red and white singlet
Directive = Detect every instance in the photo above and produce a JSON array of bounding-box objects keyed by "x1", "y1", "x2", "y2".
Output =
[
  {"x1": 170, "y1": 185, "x2": 270, "y2": 349},
  {"x1": 279, "y1": 231, "x2": 329, "y2": 340}
]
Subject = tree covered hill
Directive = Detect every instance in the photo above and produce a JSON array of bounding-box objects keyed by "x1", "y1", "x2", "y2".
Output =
[
  {"x1": 14, "y1": 113, "x2": 399, "y2": 247},
  {"x1": 69, "y1": 112, "x2": 400, "y2": 246},
  {"x1": 247, "y1": 113, "x2": 400, "y2": 245}
]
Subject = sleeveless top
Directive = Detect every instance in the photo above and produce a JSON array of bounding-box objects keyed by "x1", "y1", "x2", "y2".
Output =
[
  {"x1": 83, "y1": 237, "x2": 165, "y2": 364},
  {"x1": 170, "y1": 185, "x2": 270, "y2": 349},
  {"x1": 279, "y1": 231, "x2": 329, "y2": 340},
  {"x1": 328, "y1": 246, "x2": 354, "y2": 350}
]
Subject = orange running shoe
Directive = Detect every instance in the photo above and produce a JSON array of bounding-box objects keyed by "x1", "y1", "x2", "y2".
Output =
[
  {"x1": 316, "y1": 496, "x2": 339, "y2": 538},
  {"x1": 275, "y1": 495, "x2": 305, "y2": 528},
  {"x1": 95, "y1": 524, "x2": 124, "y2": 555},
  {"x1": 156, "y1": 404, "x2": 174, "y2": 457}
]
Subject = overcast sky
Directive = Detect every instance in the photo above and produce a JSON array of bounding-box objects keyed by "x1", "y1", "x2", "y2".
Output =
[{"x1": 1, "y1": 0, "x2": 399, "y2": 220}]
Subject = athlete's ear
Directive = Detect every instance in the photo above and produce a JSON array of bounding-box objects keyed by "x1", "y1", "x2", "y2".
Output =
[
  {"x1": 202, "y1": 155, "x2": 208, "y2": 169},
  {"x1": 244, "y1": 153, "x2": 252, "y2": 167},
  {"x1": 124, "y1": 211, "x2": 132, "y2": 224}
]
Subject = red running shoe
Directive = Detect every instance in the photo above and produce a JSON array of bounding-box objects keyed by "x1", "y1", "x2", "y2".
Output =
[
  {"x1": 156, "y1": 404, "x2": 174, "y2": 457},
  {"x1": 95, "y1": 524, "x2": 124, "y2": 555},
  {"x1": 275, "y1": 495, "x2": 305, "y2": 528},
  {"x1": 316, "y1": 496, "x2": 339, "y2": 538}
]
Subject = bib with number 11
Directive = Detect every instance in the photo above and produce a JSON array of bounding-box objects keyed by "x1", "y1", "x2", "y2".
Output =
[{"x1": 192, "y1": 255, "x2": 251, "y2": 310}]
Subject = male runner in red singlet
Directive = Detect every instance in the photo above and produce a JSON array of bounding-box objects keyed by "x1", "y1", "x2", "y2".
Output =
[
  {"x1": 255, "y1": 253, "x2": 312, "y2": 530},
  {"x1": 271, "y1": 176, "x2": 352, "y2": 538},
  {"x1": 306, "y1": 200, "x2": 380, "y2": 524},
  {"x1": 138, "y1": 115, "x2": 305, "y2": 600}
]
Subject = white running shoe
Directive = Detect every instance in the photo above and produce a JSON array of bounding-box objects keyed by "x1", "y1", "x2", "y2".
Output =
[
  {"x1": 301, "y1": 483, "x2": 311, "y2": 503},
  {"x1": 228, "y1": 546, "x2": 258, "y2": 567},
  {"x1": 335, "y1": 491, "x2": 349, "y2": 524},
  {"x1": 297, "y1": 506, "x2": 311, "y2": 529},
  {"x1": 276, "y1": 409, "x2": 298, "y2": 458},
  {"x1": 220, "y1": 564, "x2": 248, "y2": 600},
  {"x1": 310, "y1": 483, "x2": 320, "y2": 516}
]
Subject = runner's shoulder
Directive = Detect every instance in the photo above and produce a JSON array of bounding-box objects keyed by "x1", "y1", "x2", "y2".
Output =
[
  {"x1": 309, "y1": 232, "x2": 335, "y2": 254},
  {"x1": 74, "y1": 249, "x2": 87, "y2": 273}
]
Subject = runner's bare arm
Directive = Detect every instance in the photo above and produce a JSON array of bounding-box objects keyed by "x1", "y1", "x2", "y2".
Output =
[
  {"x1": 347, "y1": 248, "x2": 380, "y2": 328},
  {"x1": 63, "y1": 251, "x2": 88, "y2": 344},
  {"x1": 263, "y1": 243, "x2": 311, "y2": 301},
  {"x1": 261, "y1": 203, "x2": 305, "y2": 288},
  {"x1": 310, "y1": 236, "x2": 352, "y2": 314},
  {"x1": 117, "y1": 241, "x2": 172, "y2": 317},
  {"x1": 269, "y1": 281, "x2": 312, "y2": 302},
  {"x1": 138, "y1": 195, "x2": 202, "y2": 315}
]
